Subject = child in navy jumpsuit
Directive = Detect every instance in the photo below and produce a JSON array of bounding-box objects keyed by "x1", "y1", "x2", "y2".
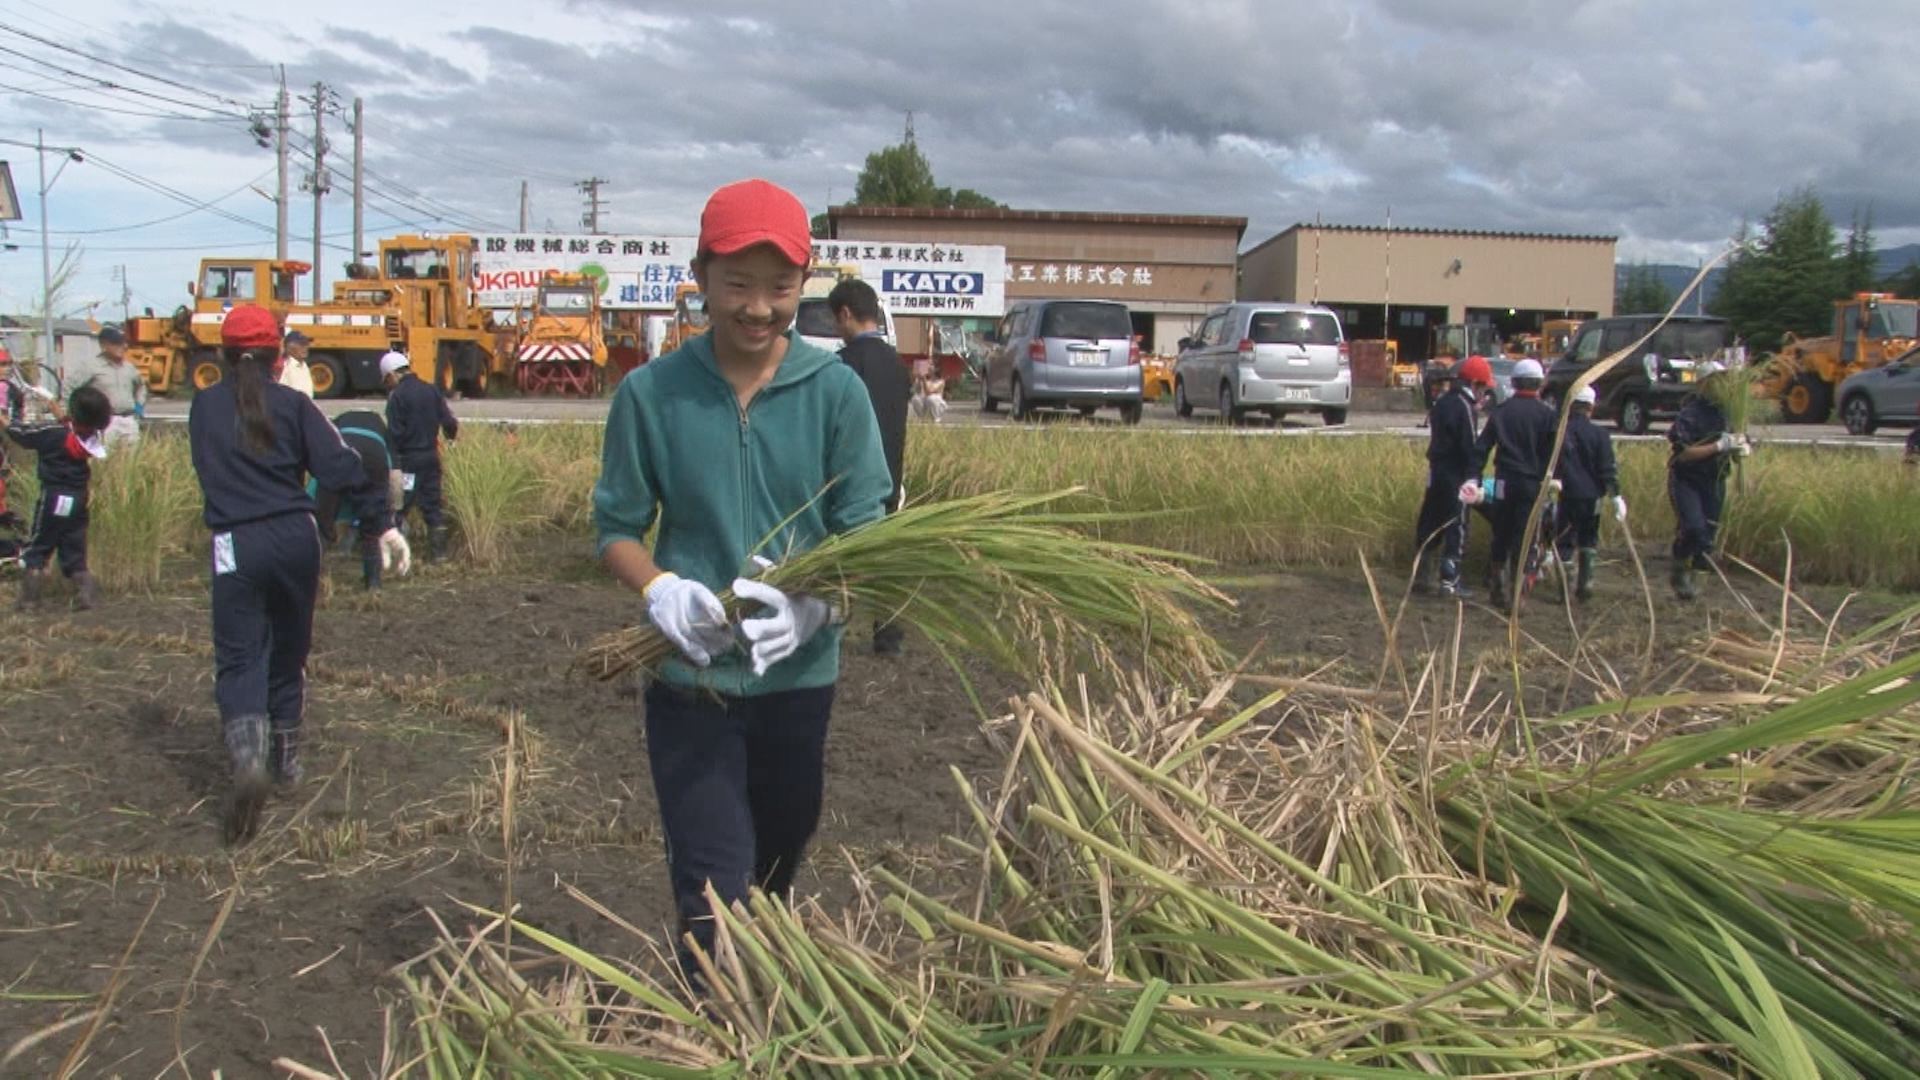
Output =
[
  {"x1": 188, "y1": 304, "x2": 405, "y2": 844},
  {"x1": 7, "y1": 385, "x2": 112, "y2": 610}
]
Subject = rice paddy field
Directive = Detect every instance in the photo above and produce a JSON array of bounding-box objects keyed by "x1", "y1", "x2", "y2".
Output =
[{"x1": 2, "y1": 423, "x2": 1917, "y2": 1077}]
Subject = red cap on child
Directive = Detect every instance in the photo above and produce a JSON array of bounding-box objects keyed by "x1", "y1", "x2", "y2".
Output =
[
  {"x1": 697, "y1": 179, "x2": 812, "y2": 266},
  {"x1": 221, "y1": 304, "x2": 282, "y2": 349}
]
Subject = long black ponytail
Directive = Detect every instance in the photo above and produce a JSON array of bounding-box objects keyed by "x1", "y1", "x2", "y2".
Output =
[{"x1": 225, "y1": 345, "x2": 277, "y2": 455}]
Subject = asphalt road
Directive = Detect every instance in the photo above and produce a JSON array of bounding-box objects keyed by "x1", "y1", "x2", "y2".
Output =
[{"x1": 142, "y1": 395, "x2": 1915, "y2": 453}]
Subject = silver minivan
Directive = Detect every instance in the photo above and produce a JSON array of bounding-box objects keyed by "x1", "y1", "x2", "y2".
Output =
[
  {"x1": 981, "y1": 299, "x2": 1144, "y2": 424},
  {"x1": 1174, "y1": 303, "x2": 1350, "y2": 425}
]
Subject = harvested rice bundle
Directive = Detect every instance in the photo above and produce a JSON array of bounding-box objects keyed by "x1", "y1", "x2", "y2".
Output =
[{"x1": 577, "y1": 488, "x2": 1231, "y2": 686}]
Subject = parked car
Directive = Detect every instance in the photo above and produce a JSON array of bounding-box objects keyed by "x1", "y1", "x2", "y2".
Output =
[
  {"x1": 980, "y1": 299, "x2": 1143, "y2": 423},
  {"x1": 1543, "y1": 315, "x2": 1732, "y2": 434},
  {"x1": 794, "y1": 296, "x2": 895, "y2": 355},
  {"x1": 1836, "y1": 347, "x2": 1920, "y2": 435},
  {"x1": 1487, "y1": 356, "x2": 1517, "y2": 404},
  {"x1": 1172, "y1": 302, "x2": 1350, "y2": 425}
]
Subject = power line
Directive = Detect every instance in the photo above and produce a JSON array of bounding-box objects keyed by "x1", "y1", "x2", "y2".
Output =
[
  {"x1": 0, "y1": 76, "x2": 246, "y2": 122},
  {"x1": 0, "y1": 40, "x2": 251, "y2": 117},
  {"x1": 41, "y1": 167, "x2": 275, "y2": 234},
  {"x1": 0, "y1": 19, "x2": 255, "y2": 111}
]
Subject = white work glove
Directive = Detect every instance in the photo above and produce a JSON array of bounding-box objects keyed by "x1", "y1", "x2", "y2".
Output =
[
  {"x1": 731, "y1": 568, "x2": 835, "y2": 677},
  {"x1": 1714, "y1": 432, "x2": 1753, "y2": 456},
  {"x1": 379, "y1": 528, "x2": 412, "y2": 576},
  {"x1": 1609, "y1": 495, "x2": 1628, "y2": 524},
  {"x1": 1458, "y1": 480, "x2": 1483, "y2": 506},
  {"x1": 644, "y1": 572, "x2": 735, "y2": 667},
  {"x1": 1736, "y1": 435, "x2": 1754, "y2": 458},
  {"x1": 1548, "y1": 478, "x2": 1564, "y2": 495}
]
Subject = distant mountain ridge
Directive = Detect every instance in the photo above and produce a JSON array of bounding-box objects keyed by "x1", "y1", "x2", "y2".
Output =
[{"x1": 1614, "y1": 243, "x2": 1920, "y2": 312}]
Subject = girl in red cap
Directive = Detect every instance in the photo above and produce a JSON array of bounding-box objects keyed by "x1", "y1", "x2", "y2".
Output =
[{"x1": 188, "y1": 303, "x2": 409, "y2": 843}]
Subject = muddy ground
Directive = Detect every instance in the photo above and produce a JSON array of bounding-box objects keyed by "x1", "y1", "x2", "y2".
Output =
[{"x1": 0, "y1": 547, "x2": 1900, "y2": 1076}]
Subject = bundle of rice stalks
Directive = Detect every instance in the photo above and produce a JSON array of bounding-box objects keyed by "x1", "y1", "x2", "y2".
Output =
[
  {"x1": 577, "y1": 489, "x2": 1231, "y2": 686},
  {"x1": 1435, "y1": 607, "x2": 1920, "y2": 1077}
]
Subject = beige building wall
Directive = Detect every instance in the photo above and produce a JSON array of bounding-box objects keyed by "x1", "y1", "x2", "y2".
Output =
[{"x1": 1240, "y1": 226, "x2": 1616, "y2": 323}]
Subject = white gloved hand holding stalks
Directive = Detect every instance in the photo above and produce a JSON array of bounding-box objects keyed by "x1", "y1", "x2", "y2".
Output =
[
  {"x1": 732, "y1": 557, "x2": 835, "y2": 677},
  {"x1": 1714, "y1": 432, "x2": 1752, "y2": 456},
  {"x1": 379, "y1": 528, "x2": 412, "y2": 576},
  {"x1": 645, "y1": 572, "x2": 735, "y2": 667},
  {"x1": 1458, "y1": 480, "x2": 1483, "y2": 506},
  {"x1": 1609, "y1": 495, "x2": 1628, "y2": 524}
]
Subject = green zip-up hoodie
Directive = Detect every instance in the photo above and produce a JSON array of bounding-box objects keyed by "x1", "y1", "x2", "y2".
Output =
[{"x1": 593, "y1": 329, "x2": 893, "y2": 696}]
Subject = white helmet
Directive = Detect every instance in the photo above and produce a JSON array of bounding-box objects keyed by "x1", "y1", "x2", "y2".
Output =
[
  {"x1": 378, "y1": 351, "x2": 411, "y2": 378},
  {"x1": 1573, "y1": 385, "x2": 1597, "y2": 406},
  {"x1": 1512, "y1": 358, "x2": 1545, "y2": 382}
]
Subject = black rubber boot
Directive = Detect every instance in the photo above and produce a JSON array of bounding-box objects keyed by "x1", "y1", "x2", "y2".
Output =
[
  {"x1": 1575, "y1": 549, "x2": 1598, "y2": 602},
  {"x1": 429, "y1": 526, "x2": 450, "y2": 563},
  {"x1": 223, "y1": 714, "x2": 270, "y2": 845},
  {"x1": 269, "y1": 723, "x2": 302, "y2": 786},
  {"x1": 1670, "y1": 559, "x2": 1697, "y2": 602},
  {"x1": 16, "y1": 569, "x2": 43, "y2": 612},
  {"x1": 1411, "y1": 554, "x2": 1438, "y2": 596},
  {"x1": 362, "y1": 552, "x2": 383, "y2": 591},
  {"x1": 73, "y1": 571, "x2": 100, "y2": 611},
  {"x1": 1487, "y1": 567, "x2": 1510, "y2": 609}
]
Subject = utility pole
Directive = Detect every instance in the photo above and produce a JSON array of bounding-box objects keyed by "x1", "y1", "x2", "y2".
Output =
[
  {"x1": 351, "y1": 96, "x2": 364, "y2": 273},
  {"x1": 275, "y1": 66, "x2": 289, "y2": 261},
  {"x1": 37, "y1": 128, "x2": 53, "y2": 373},
  {"x1": 113, "y1": 265, "x2": 130, "y2": 322},
  {"x1": 518, "y1": 180, "x2": 529, "y2": 232},
  {"x1": 304, "y1": 81, "x2": 332, "y2": 302},
  {"x1": 577, "y1": 176, "x2": 607, "y2": 234}
]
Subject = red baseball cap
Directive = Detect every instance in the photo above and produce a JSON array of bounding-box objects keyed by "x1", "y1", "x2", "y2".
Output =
[
  {"x1": 697, "y1": 179, "x2": 812, "y2": 266},
  {"x1": 221, "y1": 304, "x2": 282, "y2": 349}
]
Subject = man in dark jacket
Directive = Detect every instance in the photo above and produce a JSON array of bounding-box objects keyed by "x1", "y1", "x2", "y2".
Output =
[
  {"x1": 829, "y1": 278, "x2": 911, "y2": 656},
  {"x1": 1414, "y1": 354, "x2": 1491, "y2": 600},
  {"x1": 1555, "y1": 386, "x2": 1624, "y2": 602},
  {"x1": 1463, "y1": 358, "x2": 1558, "y2": 608},
  {"x1": 1666, "y1": 361, "x2": 1748, "y2": 600},
  {"x1": 381, "y1": 351, "x2": 459, "y2": 561}
]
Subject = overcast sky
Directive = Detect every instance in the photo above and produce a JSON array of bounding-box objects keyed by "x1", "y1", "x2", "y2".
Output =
[{"x1": 2, "y1": 0, "x2": 1914, "y2": 320}]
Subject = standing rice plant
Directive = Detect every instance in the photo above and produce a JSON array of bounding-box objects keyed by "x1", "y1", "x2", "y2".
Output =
[
  {"x1": 441, "y1": 426, "x2": 545, "y2": 569},
  {"x1": 515, "y1": 423, "x2": 603, "y2": 535},
  {"x1": 78, "y1": 431, "x2": 201, "y2": 592}
]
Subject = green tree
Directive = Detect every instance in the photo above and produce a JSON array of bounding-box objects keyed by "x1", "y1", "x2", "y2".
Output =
[
  {"x1": 1616, "y1": 261, "x2": 1674, "y2": 315},
  {"x1": 849, "y1": 139, "x2": 1002, "y2": 211},
  {"x1": 853, "y1": 142, "x2": 940, "y2": 208},
  {"x1": 1710, "y1": 187, "x2": 1840, "y2": 353},
  {"x1": 1840, "y1": 207, "x2": 1876, "y2": 296}
]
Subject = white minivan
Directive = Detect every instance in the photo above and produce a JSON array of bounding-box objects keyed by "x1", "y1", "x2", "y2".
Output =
[
  {"x1": 794, "y1": 296, "x2": 896, "y2": 354},
  {"x1": 1173, "y1": 302, "x2": 1351, "y2": 425}
]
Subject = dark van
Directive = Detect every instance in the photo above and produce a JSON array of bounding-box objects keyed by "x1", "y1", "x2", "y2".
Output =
[{"x1": 1543, "y1": 315, "x2": 1731, "y2": 433}]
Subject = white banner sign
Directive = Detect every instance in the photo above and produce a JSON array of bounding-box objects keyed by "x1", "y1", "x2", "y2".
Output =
[
  {"x1": 810, "y1": 241, "x2": 1006, "y2": 317},
  {"x1": 472, "y1": 234, "x2": 1007, "y2": 316},
  {"x1": 472, "y1": 234, "x2": 699, "y2": 310}
]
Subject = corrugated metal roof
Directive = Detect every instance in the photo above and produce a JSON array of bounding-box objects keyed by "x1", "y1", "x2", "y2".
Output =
[
  {"x1": 1269, "y1": 222, "x2": 1617, "y2": 244},
  {"x1": 830, "y1": 205, "x2": 1248, "y2": 235}
]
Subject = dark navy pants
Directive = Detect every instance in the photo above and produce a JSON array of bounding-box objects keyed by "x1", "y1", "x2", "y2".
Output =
[
  {"x1": 1556, "y1": 497, "x2": 1600, "y2": 556},
  {"x1": 396, "y1": 451, "x2": 445, "y2": 532},
  {"x1": 643, "y1": 680, "x2": 834, "y2": 975},
  {"x1": 24, "y1": 488, "x2": 88, "y2": 576},
  {"x1": 1669, "y1": 469, "x2": 1723, "y2": 567},
  {"x1": 209, "y1": 513, "x2": 321, "y2": 728},
  {"x1": 1487, "y1": 478, "x2": 1542, "y2": 573},
  {"x1": 1415, "y1": 467, "x2": 1469, "y2": 582}
]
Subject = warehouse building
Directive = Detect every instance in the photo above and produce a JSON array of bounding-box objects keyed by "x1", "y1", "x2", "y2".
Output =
[
  {"x1": 826, "y1": 206, "x2": 1246, "y2": 356},
  {"x1": 1237, "y1": 224, "x2": 1617, "y2": 363}
]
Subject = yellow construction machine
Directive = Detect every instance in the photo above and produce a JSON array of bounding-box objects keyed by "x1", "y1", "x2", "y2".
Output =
[
  {"x1": 127, "y1": 235, "x2": 502, "y2": 398},
  {"x1": 1761, "y1": 293, "x2": 1920, "y2": 422},
  {"x1": 658, "y1": 283, "x2": 709, "y2": 356},
  {"x1": 511, "y1": 271, "x2": 608, "y2": 395}
]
